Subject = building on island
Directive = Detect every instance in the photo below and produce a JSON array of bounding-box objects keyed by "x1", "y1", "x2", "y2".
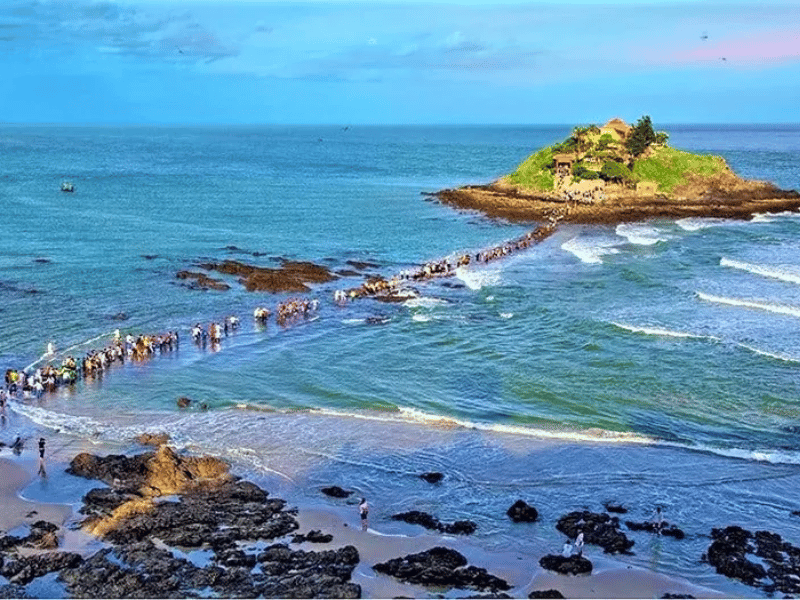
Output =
[{"x1": 600, "y1": 118, "x2": 631, "y2": 141}]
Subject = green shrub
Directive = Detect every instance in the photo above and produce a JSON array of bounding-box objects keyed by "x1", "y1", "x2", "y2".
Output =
[
  {"x1": 506, "y1": 147, "x2": 556, "y2": 191},
  {"x1": 600, "y1": 160, "x2": 636, "y2": 183},
  {"x1": 632, "y1": 146, "x2": 728, "y2": 192},
  {"x1": 572, "y1": 163, "x2": 600, "y2": 180}
]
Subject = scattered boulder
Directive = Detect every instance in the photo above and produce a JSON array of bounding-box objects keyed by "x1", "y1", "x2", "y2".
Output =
[
  {"x1": 603, "y1": 502, "x2": 628, "y2": 514},
  {"x1": 391, "y1": 510, "x2": 477, "y2": 535},
  {"x1": 292, "y1": 530, "x2": 334, "y2": 544},
  {"x1": 176, "y1": 396, "x2": 192, "y2": 408},
  {"x1": 197, "y1": 259, "x2": 336, "y2": 293},
  {"x1": 528, "y1": 590, "x2": 565, "y2": 599},
  {"x1": 419, "y1": 472, "x2": 444, "y2": 484},
  {"x1": 507, "y1": 499, "x2": 539, "y2": 523},
  {"x1": 373, "y1": 546, "x2": 510, "y2": 593},
  {"x1": 321, "y1": 486, "x2": 353, "y2": 498},
  {"x1": 556, "y1": 510, "x2": 634, "y2": 555},
  {"x1": 175, "y1": 270, "x2": 231, "y2": 291},
  {"x1": 538, "y1": 554, "x2": 593, "y2": 576},
  {"x1": 625, "y1": 520, "x2": 685, "y2": 539}
]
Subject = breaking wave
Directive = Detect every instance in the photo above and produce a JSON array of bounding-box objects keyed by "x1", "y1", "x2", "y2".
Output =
[
  {"x1": 561, "y1": 237, "x2": 621, "y2": 264},
  {"x1": 611, "y1": 322, "x2": 718, "y2": 341},
  {"x1": 615, "y1": 223, "x2": 669, "y2": 246},
  {"x1": 697, "y1": 292, "x2": 800, "y2": 318},
  {"x1": 720, "y1": 257, "x2": 800, "y2": 285}
]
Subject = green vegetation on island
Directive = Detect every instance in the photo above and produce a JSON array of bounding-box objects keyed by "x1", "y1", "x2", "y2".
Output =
[{"x1": 504, "y1": 115, "x2": 729, "y2": 196}]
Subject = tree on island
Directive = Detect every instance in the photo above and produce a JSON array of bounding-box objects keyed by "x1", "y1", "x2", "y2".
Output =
[{"x1": 625, "y1": 115, "x2": 656, "y2": 157}]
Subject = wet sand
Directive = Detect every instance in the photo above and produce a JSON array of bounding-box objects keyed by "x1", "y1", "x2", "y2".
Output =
[{"x1": 0, "y1": 457, "x2": 71, "y2": 532}]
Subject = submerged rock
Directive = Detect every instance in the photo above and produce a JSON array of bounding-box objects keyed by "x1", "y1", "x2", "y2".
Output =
[
  {"x1": 373, "y1": 546, "x2": 510, "y2": 593},
  {"x1": 507, "y1": 499, "x2": 539, "y2": 523},
  {"x1": 528, "y1": 589, "x2": 566, "y2": 598},
  {"x1": 625, "y1": 519, "x2": 685, "y2": 539},
  {"x1": 321, "y1": 485, "x2": 353, "y2": 498},
  {"x1": 419, "y1": 472, "x2": 444, "y2": 484},
  {"x1": 391, "y1": 510, "x2": 477, "y2": 535}
]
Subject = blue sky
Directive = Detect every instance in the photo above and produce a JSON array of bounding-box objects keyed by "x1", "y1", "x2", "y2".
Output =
[{"x1": 2, "y1": 0, "x2": 799, "y2": 124}]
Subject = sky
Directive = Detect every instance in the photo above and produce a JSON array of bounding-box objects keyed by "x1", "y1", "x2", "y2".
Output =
[{"x1": 1, "y1": 0, "x2": 799, "y2": 124}]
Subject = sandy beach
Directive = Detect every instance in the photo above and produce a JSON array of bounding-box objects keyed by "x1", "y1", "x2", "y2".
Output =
[{"x1": 0, "y1": 457, "x2": 71, "y2": 533}]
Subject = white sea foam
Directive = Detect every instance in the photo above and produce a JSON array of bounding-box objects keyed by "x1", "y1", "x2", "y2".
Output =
[
  {"x1": 657, "y1": 442, "x2": 800, "y2": 466},
  {"x1": 404, "y1": 297, "x2": 448, "y2": 309},
  {"x1": 611, "y1": 322, "x2": 717, "y2": 341},
  {"x1": 499, "y1": 312, "x2": 513, "y2": 319},
  {"x1": 615, "y1": 223, "x2": 669, "y2": 246},
  {"x1": 720, "y1": 257, "x2": 800, "y2": 285},
  {"x1": 454, "y1": 266, "x2": 501, "y2": 290},
  {"x1": 411, "y1": 314, "x2": 431, "y2": 322},
  {"x1": 736, "y1": 343, "x2": 800, "y2": 364},
  {"x1": 676, "y1": 217, "x2": 734, "y2": 231},
  {"x1": 697, "y1": 291, "x2": 800, "y2": 318},
  {"x1": 561, "y1": 237, "x2": 620, "y2": 264},
  {"x1": 750, "y1": 213, "x2": 774, "y2": 223}
]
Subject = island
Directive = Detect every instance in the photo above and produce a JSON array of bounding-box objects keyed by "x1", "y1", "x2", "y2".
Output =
[{"x1": 435, "y1": 116, "x2": 800, "y2": 224}]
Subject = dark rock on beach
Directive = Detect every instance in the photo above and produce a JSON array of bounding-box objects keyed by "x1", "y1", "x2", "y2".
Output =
[
  {"x1": 507, "y1": 499, "x2": 539, "y2": 523},
  {"x1": 373, "y1": 546, "x2": 510, "y2": 593},
  {"x1": 59, "y1": 447, "x2": 362, "y2": 598},
  {"x1": 0, "y1": 584, "x2": 30, "y2": 599},
  {"x1": 0, "y1": 552, "x2": 82, "y2": 586},
  {"x1": 135, "y1": 432, "x2": 170, "y2": 447},
  {"x1": 705, "y1": 525, "x2": 800, "y2": 594},
  {"x1": 292, "y1": 529, "x2": 334, "y2": 544},
  {"x1": 392, "y1": 510, "x2": 477, "y2": 535},
  {"x1": 539, "y1": 554, "x2": 593, "y2": 576},
  {"x1": 528, "y1": 589, "x2": 565, "y2": 598},
  {"x1": 556, "y1": 510, "x2": 634, "y2": 555},
  {"x1": 321, "y1": 485, "x2": 353, "y2": 498}
]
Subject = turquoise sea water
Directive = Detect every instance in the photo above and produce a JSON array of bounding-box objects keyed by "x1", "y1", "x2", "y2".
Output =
[{"x1": 3, "y1": 124, "x2": 800, "y2": 595}]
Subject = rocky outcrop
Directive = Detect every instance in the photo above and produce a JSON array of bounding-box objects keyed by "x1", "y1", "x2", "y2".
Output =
[
  {"x1": 0, "y1": 552, "x2": 82, "y2": 586},
  {"x1": 198, "y1": 259, "x2": 337, "y2": 293},
  {"x1": 391, "y1": 510, "x2": 477, "y2": 535},
  {"x1": 373, "y1": 546, "x2": 510, "y2": 593},
  {"x1": 507, "y1": 500, "x2": 539, "y2": 523},
  {"x1": 704, "y1": 525, "x2": 800, "y2": 594},
  {"x1": 556, "y1": 510, "x2": 634, "y2": 555},
  {"x1": 0, "y1": 521, "x2": 61, "y2": 553},
  {"x1": 538, "y1": 554, "x2": 593, "y2": 575},
  {"x1": 58, "y1": 447, "x2": 361, "y2": 598},
  {"x1": 134, "y1": 432, "x2": 170, "y2": 447},
  {"x1": 292, "y1": 530, "x2": 334, "y2": 544}
]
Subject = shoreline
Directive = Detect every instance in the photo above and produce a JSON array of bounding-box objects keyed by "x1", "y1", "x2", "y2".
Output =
[
  {"x1": 433, "y1": 182, "x2": 800, "y2": 225},
  {"x1": 1, "y1": 407, "x2": 795, "y2": 598}
]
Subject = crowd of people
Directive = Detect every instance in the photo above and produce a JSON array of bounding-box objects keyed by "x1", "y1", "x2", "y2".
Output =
[
  {"x1": 3, "y1": 329, "x2": 181, "y2": 401},
  {"x1": 191, "y1": 317, "x2": 239, "y2": 345},
  {"x1": 336, "y1": 221, "x2": 559, "y2": 302}
]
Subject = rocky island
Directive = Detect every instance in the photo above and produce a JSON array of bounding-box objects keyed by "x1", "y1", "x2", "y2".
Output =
[{"x1": 435, "y1": 116, "x2": 800, "y2": 224}]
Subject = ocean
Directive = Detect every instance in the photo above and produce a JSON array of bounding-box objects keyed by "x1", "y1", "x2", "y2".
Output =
[{"x1": 2, "y1": 123, "x2": 800, "y2": 596}]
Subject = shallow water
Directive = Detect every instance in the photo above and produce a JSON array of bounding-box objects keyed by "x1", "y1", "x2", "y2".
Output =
[{"x1": 2, "y1": 124, "x2": 800, "y2": 595}]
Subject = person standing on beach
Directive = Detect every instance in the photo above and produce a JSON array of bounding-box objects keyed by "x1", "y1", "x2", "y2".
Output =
[
  {"x1": 562, "y1": 539, "x2": 573, "y2": 558},
  {"x1": 359, "y1": 498, "x2": 369, "y2": 531},
  {"x1": 575, "y1": 531, "x2": 585, "y2": 556}
]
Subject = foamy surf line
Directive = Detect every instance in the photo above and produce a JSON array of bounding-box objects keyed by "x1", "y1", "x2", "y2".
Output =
[
  {"x1": 697, "y1": 291, "x2": 800, "y2": 318},
  {"x1": 720, "y1": 257, "x2": 800, "y2": 285},
  {"x1": 615, "y1": 223, "x2": 669, "y2": 246},
  {"x1": 612, "y1": 322, "x2": 718, "y2": 341},
  {"x1": 227, "y1": 404, "x2": 659, "y2": 446}
]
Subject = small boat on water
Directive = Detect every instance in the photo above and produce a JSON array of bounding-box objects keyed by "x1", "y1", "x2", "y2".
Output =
[{"x1": 60, "y1": 181, "x2": 75, "y2": 192}]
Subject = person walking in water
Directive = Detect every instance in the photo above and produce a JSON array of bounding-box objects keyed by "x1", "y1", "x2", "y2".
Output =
[
  {"x1": 653, "y1": 506, "x2": 664, "y2": 535},
  {"x1": 359, "y1": 498, "x2": 369, "y2": 531},
  {"x1": 574, "y1": 531, "x2": 585, "y2": 556},
  {"x1": 38, "y1": 437, "x2": 46, "y2": 476}
]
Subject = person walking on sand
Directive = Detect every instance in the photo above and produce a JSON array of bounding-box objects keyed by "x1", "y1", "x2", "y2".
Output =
[{"x1": 359, "y1": 498, "x2": 369, "y2": 531}]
